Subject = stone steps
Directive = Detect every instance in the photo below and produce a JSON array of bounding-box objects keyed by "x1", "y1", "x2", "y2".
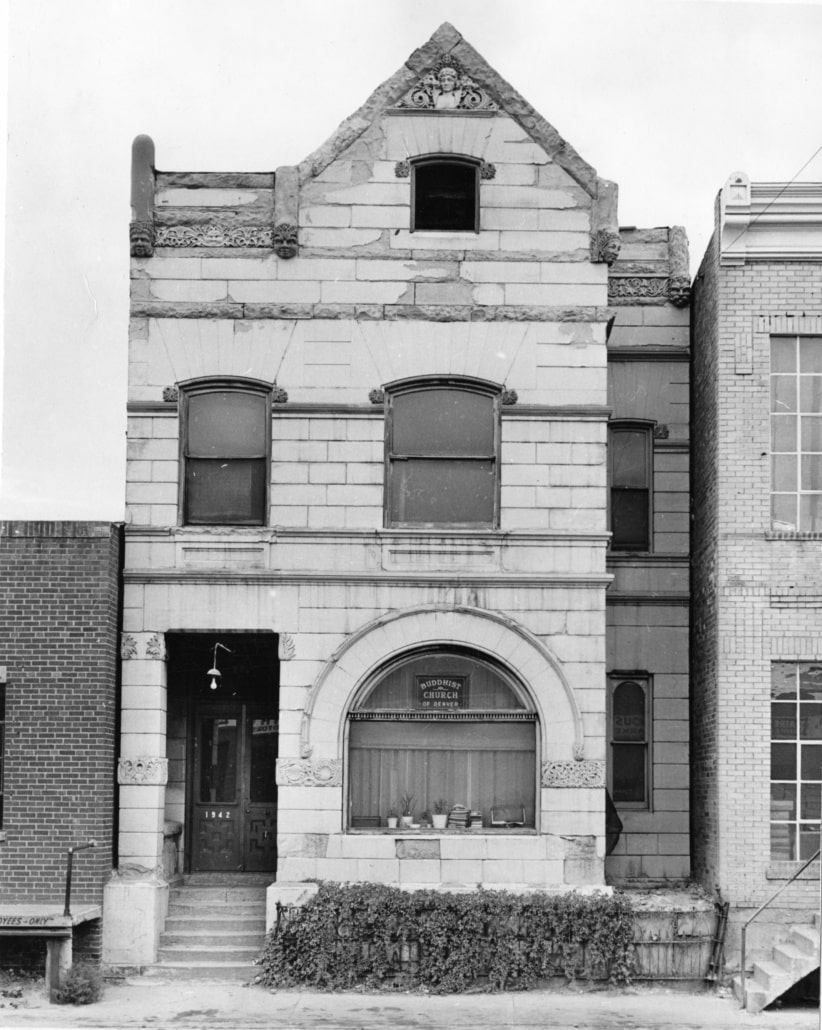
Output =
[
  {"x1": 142, "y1": 880, "x2": 269, "y2": 983},
  {"x1": 734, "y1": 923, "x2": 819, "y2": 1012}
]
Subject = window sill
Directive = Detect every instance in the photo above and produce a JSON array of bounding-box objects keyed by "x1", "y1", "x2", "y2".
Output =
[
  {"x1": 348, "y1": 827, "x2": 538, "y2": 835},
  {"x1": 766, "y1": 860, "x2": 820, "y2": 880}
]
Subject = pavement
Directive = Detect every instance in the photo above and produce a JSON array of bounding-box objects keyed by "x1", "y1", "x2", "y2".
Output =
[{"x1": 0, "y1": 978, "x2": 818, "y2": 1030}]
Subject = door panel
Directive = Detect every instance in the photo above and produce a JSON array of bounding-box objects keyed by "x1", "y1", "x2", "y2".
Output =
[{"x1": 191, "y1": 705, "x2": 277, "y2": 871}]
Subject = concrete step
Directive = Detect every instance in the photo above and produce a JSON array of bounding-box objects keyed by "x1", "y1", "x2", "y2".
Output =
[
  {"x1": 164, "y1": 915, "x2": 266, "y2": 933},
  {"x1": 733, "y1": 976, "x2": 770, "y2": 1014},
  {"x1": 750, "y1": 958, "x2": 793, "y2": 994},
  {"x1": 161, "y1": 930, "x2": 263, "y2": 947},
  {"x1": 790, "y1": 924, "x2": 820, "y2": 956},
  {"x1": 772, "y1": 940, "x2": 815, "y2": 976},
  {"x1": 158, "y1": 945, "x2": 261, "y2": 964},
  {"x1": 142, "y1": 961, "x2": 256, "y2": 983},
  {"x1": 169, "y1": 887, "x2": 267, "y2": 904}
]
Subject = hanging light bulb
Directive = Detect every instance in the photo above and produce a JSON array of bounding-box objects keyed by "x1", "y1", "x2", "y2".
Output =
[{"x1": 206, "y1": 642, "x2": 232, "y2": 691}]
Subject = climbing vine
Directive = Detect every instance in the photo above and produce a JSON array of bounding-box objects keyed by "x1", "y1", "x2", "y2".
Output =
[{"x1": 259, "y1": 882, "x2": 635, "y2": 992}]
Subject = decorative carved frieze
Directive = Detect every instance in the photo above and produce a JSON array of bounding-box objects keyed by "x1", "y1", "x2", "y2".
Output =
[
  {"x1": 130, "y1": 220, "x2": 155, "y2": 258},
  {"x1": 369, "y1": 389, "x2": 385, "y2": 405},
  {"x1": 278, "y1": 633, "x2": 296, "y2": 661},
  {"x1": 155, "y1": 224, "x2": 274, "y2": 248},
  {"x1": 120, "y1": 634, "x2": 138, "y2": 660},
  {"x1": 273, "y1": 223, "x2": 299, "y2": 260},
  {"x1": 118, "y1": 756, "x2": 168, "y2": 785},
  {"x1": 272, "y1": 385, "x2": 289, "y2": 403},
  {"x1": 542, "y1": 760, "x2": 605, "y2": 788},
  {"x1": 608, "y1": 276, "x2": 668, "y2": 301},
  {"x1": 146, "y1": 633, "x2": 167, "y2": 661},
  {"x1": 162, "y1": 386, "x2": 179, "y2": 403},
  {"x1": 501, "y1": 389, "x2": 518, "y2": 406},
  {"x1": 394, "y1": 158, "x2": 494, "y2": 178},
  {"x1": 276, "y1": 758, "x2": 342, "y2": 787},
  {"x1": 653, "y1": 423, "x2": 670, "y2": 440},
  {"x1": 394, "y1": 56, "x2": 499, "y2": 111},
  {"x1": 479, "y1": 161, "x2": 496, "y2": 180},
  {"x1": 394, "y1": 161, "x2": 410, "y2": 178},
  {"x1": 591, "y1": 229, "x2": 621, "y2": 266}
]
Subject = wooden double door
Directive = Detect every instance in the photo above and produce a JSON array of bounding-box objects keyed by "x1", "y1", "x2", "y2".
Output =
[{"x1": 189, "y1": 703, "x2": 278, "y2": 872}]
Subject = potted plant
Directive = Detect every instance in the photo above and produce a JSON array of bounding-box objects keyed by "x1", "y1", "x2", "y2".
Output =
[
  {"x1": 432, "y1": 798, "x2": 449, "y2": 829},
  {"x1": 386, "y1": 804, "x2": 398, "y2": 829},
  {"x1": 399, "y1": 792, "x2": 415, "y2": 828}
]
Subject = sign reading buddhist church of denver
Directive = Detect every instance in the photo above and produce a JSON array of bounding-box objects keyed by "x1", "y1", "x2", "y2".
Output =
[{"x1": 417, "y1": 675, "x2": 466, "y2": 710}]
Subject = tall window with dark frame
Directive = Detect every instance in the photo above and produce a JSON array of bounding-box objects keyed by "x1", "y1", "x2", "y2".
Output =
[
  {"x1": 609, "y1": 423, "x2": 652, "y2": 551},
  {"x1": 771, "y1": 335, "x2": 822, "y2": 532},
  {"x1": 609, "y1": 676, "x2": 650, "y2": 808},
  {"x1": 412, "y1": 158, "x2": 479, "y2": 232},
  {"x1": 182, "y1": 384, "x2": 269, "y2": 525},
  {"x1": 385, "y1": 382, "x2": 499, "y2": 527}
]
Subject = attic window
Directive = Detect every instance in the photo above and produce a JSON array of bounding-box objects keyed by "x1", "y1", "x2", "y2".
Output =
[{"x1": 412, "y1": 158, "x2": 479, "y2": 232}]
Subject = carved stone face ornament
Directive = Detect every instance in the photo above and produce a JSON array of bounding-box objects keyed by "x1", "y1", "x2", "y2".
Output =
[
  {"x1": 273, "y1": 222, "x2": 298, "y2": 259},
  {"x1": 435, "y1": 66, "x2": 461, "y2": 109}
]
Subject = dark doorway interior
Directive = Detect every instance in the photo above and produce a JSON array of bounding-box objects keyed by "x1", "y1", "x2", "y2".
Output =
[{"x1": 166, "y1": 632, "x2": 279, "y2": 874}]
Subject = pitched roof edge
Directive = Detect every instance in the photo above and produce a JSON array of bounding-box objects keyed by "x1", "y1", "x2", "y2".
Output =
[{"x1": 298, "y1": 23, "x2": 599, "y2": 195}]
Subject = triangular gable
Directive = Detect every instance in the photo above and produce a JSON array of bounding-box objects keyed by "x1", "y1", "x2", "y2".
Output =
[{"x1": 297, "y1": 22, "x2": 599, "y2": 197}]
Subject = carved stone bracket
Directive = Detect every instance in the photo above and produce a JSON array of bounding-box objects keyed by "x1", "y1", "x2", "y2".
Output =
[
  {"x1": 394, "y1": 161, "x2": 410, "y2": 178},
  {"x1": 155, "y1": 224, "x2": 274, "y2": 248},
  {"x1": 542, "y1": 760, "x2": 605, "y2": 788},
  {"x1": 479, "y1": 161, "x2": 496, "y2": 180},
  {"x1": 130, "y1": 220, "x2": 155, "y2": 258},
  {"x1": 162, "y1": 386, "x2": 179, "y2": 403},
  {"x1": 121, "y1": 634, "x2": 138, "y2": 660},
  {"x1": 369, "y1": 388, "x2": 385, "y2": 405},
  {"x1": 118, "y1": 756, "x2": 168, "y2": 785},
  {"x1": 667, "y1": 226, "x2": 690, "y2": 307},
  {"x1": 146, "y1": 634, "x2": 167, "y2": 661},
  {"x1": 273, "y1": 223, "x2": 299, "y2": 260},
  {"x1": 276, "y1": 758, "x2": 342, "y2": 787},
  {"x1": 653, "y1": 423, "x2": 670, "y2": 440},
  {"x1": 278, "y1": 633, "x2": 296, "y2": 661},
  {"x1": 501, "y1": 389, "x2": 518, "y2": 406},
  {"x1": 394, "y1": 56, "x2": 499, "y2": 111},
  {"x1": 272, "y1": 385, "x2": 289, "y2": 403}
]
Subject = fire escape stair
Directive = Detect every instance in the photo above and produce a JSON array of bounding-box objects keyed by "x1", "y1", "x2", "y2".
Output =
[
  {"x1": 734, "y1": 924, "x2": 819, "y2": 1012},
  {"x1": 142, "y1": 883, "x2": 268, "y2": 982}
]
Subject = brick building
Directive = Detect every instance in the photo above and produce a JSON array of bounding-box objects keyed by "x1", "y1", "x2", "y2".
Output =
[
  {"x1": 692, "y1": 173, "x2": 822, "y2": 982},
  {"x1": 107, "y1": 23, "x2": 692, "y2": 970},
  {"x1": 0, "y1": 521, "x2": 122, "y2": 968}
]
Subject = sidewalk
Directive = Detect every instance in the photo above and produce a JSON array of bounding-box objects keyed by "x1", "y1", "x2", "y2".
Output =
[{"x1": 0, "y1": 978, "x2": 818, "y2": 1030}]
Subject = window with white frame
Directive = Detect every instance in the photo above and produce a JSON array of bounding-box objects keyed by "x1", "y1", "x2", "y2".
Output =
[
  {"x1": 771, "y1": 335, "x2": 822, "y2": 532},
  {"x1": 385, "y1": 380, "x2": 500, "y2": 527},
  {"x1": 771, "y1": 661, "x2": 822, "y2": 861},
  {"x1": 181, "y1": 381, "x2": 270, "y2": 525},
  {"x1": 347, "y1": 650, "x2": 537, "y2": 830},
  {"x1": 608, "y1": 675, "x2": 651, "y2": 808}
]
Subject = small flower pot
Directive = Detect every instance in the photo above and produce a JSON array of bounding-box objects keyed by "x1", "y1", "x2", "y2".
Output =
[
  {"x1": 400, "y1": 815, "x2": 413, "y2": 828},
  {"x1": 387, "y1": 817, "x2": 398, "y2": 828},
  {"x1": 432, "y1": 813, "x2": 448, "y2": 829}
]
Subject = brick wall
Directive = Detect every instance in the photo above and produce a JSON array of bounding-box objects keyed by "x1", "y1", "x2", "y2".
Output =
[{"x1": 0, "y1": 522, "x2": 121, "y2": 903}]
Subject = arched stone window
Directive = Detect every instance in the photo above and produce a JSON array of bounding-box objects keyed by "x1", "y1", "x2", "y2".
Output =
[
  {"x1": 412, "y1": 157, "x2": 479, "y2": 232},
  {"x1": 347, "y1": 648, "x2": 537, "y2": 829}
]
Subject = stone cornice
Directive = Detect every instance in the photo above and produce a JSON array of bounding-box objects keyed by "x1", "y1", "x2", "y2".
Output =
[{"x1": 123, "y1": 570, "x2": 613, "y2": 588}]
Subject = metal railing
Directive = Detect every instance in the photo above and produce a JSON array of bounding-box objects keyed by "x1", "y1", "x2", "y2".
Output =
[
  {"x1": 739, "y1": 847, "x2": 820, "y2": 1009},
  {"x1": 63, "y1": 840, "x2": 96, "y2": 917}
]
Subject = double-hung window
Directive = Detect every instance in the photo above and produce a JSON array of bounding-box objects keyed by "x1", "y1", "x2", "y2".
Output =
[
  {"x1": 771, "y1": 335, "x2": 822, "y2": 532},
  {"x1": 181, "y1": 381, "x2": 270, "y2": 525},
  {"x1": 609, "y1": 422, "x2": 652, "y2": 551},
  {"x1": 385, "y1": 380, "x2": 499, "y2": 528},
  {"x1": 771, "y1": 661, "x2": 822, "y2": 860},
  {"x1": 608, "y1": 675, "x2": 651, "y2": 808}
]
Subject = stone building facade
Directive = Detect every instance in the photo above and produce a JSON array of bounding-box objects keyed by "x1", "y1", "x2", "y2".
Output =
[
  {"x1": 0, "y1": 521, "x2": 122, "y2": 962},
  {"x1": 107, "y1": 23, "x2": 692, "y2": 966},
  {"x1": 692, "y1": 172, "x2": 822, "y2": 955}
]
